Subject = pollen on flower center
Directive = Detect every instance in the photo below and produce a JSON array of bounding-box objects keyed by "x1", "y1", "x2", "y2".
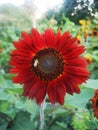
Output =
[{"x1": 32, "y1": 48, "x2": 65, "y2": 81}]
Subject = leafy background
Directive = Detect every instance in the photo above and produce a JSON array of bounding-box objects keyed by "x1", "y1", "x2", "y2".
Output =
[{"x1": 0, "y1": 0, "x2": 98, "y2": 130}]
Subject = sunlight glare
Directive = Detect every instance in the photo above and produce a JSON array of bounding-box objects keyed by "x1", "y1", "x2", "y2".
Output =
[{"x1": 0, "y1": 0, "x2": 63, "y2": 18}]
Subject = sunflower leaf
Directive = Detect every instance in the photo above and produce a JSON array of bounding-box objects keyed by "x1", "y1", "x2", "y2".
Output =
[
  {"x1": 65, "y1": 88, "x2": 94, "y2": 109},
  {"x1": 8, "y1": 111, "x2": 35, "y2": 130},
  {"x1": 83, "y1": 79, "x2": 98, "y2": 89}
]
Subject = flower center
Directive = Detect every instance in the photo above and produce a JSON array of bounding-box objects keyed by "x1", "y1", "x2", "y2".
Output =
[
  {"x1": 32, "y1": 48, "x2": 65, "y2": 81},
  {"x1": 96, "y1": 99, "x2": 98, "y2": 108}
]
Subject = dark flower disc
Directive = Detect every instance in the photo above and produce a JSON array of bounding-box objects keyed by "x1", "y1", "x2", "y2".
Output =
[{"x1": 32, "y1": 48, "x2": 64, "y2": 81}]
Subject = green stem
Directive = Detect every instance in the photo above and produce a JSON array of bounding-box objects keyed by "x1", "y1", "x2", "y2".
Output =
[{"x1": 39, "y1": 101, "x2": 45, "y2": 130}]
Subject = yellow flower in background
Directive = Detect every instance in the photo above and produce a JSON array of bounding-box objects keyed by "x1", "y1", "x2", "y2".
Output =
[
  {"x1": 79, "y1": 20, "x2": 91, "y2": 26},
  {"x1": 83, "y1": 54, "x2": 93, "y2": 64},
  {"x1": 76, "y1": 34, "x2": 82, "y2": 44},
  {"x1": 79, "y1": 20, "x2": 86, "y2": 26},
  {"x1": 78, "y1": 19, "x2": 92, "y2": 42}
]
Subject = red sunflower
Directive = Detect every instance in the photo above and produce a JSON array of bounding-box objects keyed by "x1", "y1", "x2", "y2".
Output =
[
  {"x1": 10, "y1": 28, "x2": 90, "y2": 105},
  {"x1": 91, "y1": 90, "x2": 98, "y2": 118}
]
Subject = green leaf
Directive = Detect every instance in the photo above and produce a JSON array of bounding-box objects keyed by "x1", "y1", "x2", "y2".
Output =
[
  {"x1": 83, "y1": 79, "x2": 98, "y2": 89},
  {"x1": 65, "y1": 88, "x2": 94, "y2": 109},
  {"x1": 72, "y1": 115, "x2": 87, "y2": 130},
  {"x1": 8, "y1": 111, "x2": 35, "y2": 130},
  {"x1": 51, "y1": 108, "x2": 67, "y2": 116},
  {"x1": 0, "y1": 101, "x2": 10, "y2": 112},
  {"x1": 0, "y1": 101, "x2": 16, "y2": 119},
  {"x1": 50, "y1": 125, "x2": 64, "y2": 130},
  {"x1": 15, "y1": 98, "x2": 39, "y2": 116},
  {"x1": 0, "y1": 75, "x2": 7, "y2": 88},
  {"x1": 0, "y1": 92, "x2": 11, "y2": 100},
  {"x1": 14, "y1": 98, "x2": 25, "y2": 109},
  {"x1": 56, "y1": 121, "x2": 67, "y2": 128},
  {"x1": 0, "y1": 116, "x2": 8, "y2": 130},
  {"x1": 24, "y1": 99, "x2": 39, "y2": 115}
]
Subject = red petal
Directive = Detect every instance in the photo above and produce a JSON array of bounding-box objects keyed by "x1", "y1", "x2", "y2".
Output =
[
  {"x1": 63, "y1": 76, "x2": 80, "y2": 94},
  {"x1": 54, "y1": 29, "x2": 61, "y2": 49},
  {"x1": 10, "y1": 50, "x2": 31, "y2": 58},
  {"x1": 28, "y1": 79, "x2": 42, "y2": 99},
  {"x1": 10, "y1": 59, "x2": 31, "y2": 68},
  {"x1": 12, "y1": 70, "x2": 35, "y2": 84},
  {"x1": 58, "y1": 37, "x2": 77, "y2": 53},
  {"x1": 64, "y1": 46, "x2": 85, "y2": 58},
  {"x1": 14, "y1": 38, "x2": 36, "y2": 53},
  {"x1": 47, "y1": 80, "x2": 66, "y2": 105},
  {"x1": 21, "y1": 32, "x2": 32, "y2": 45},
  {"x1": 23, "y1": 79, "x2": 35, "y2": 96},
  {"x1": 43, "y1": 28, "x2": 55, "y2": 48},
  {"x1": 31, "y1": 28, "x2": 44, "y2": 49},
  {"x1": 65, "y1": 73, "x2": 88, "y2": 84},
  {"x1": 56, "y1": 81, "x2": 66, "y2": 105},
  {"x1": 66, "y1": 66, "x2": 90, "y2": 76},
  {"x1": 47, "y1": 82, "x2": 57, "y2": 104},
  {"x1": 10, "y1": 68, "x2": 19, "y2": 73},
  {"x1": 66, "y1": 57, "x2": 87, "y2": 68},
  {"x1": 36, "y1": 81, "x2": 47, "y2": 104},
  {"x1": 56, "y1": 31, "x2": 71, "y2": 50}
]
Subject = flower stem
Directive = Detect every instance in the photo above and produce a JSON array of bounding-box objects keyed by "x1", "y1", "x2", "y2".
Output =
[{"x1": 39, "y1": 101, "x2": 45, "y2": 130}]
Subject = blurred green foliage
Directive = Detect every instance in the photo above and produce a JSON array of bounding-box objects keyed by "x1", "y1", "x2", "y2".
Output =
[
  {"x1": 0, "y1": 4, "x2": 32, "y2": 29},
  {"x1": 0, "y1": 3, "x2": 98, "y2": 130}
]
